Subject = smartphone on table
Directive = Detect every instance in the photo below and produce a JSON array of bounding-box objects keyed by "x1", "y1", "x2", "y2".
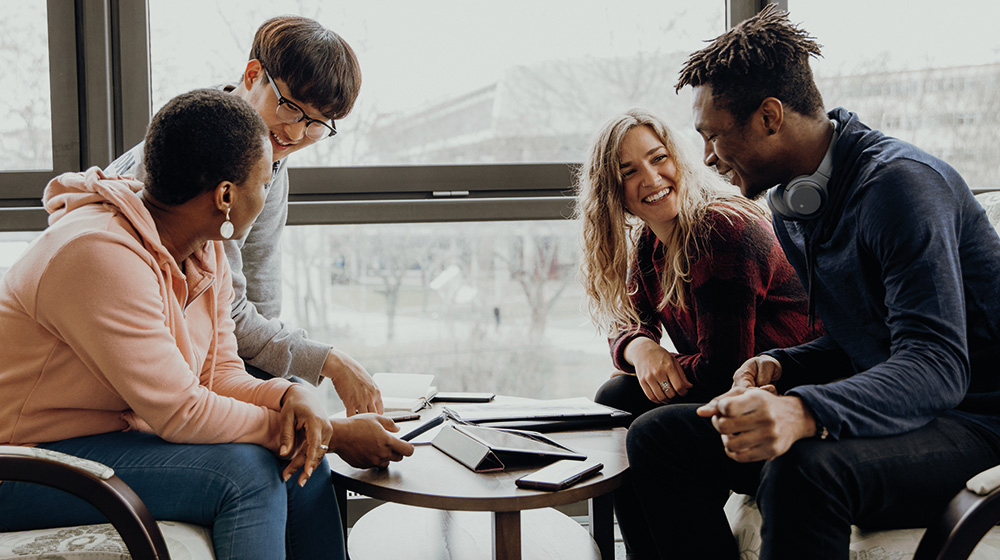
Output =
[{"x1": 515, "y1": 460, "x2": 604, "y2": 491}]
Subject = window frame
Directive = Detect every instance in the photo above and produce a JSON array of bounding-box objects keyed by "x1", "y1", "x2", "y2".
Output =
[{"x1": 1, "y1": 0, "x2": 151, "y2": 232}]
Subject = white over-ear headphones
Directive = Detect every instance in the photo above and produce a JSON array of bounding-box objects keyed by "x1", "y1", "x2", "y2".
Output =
[{"x1": 767, "y1": 121, "x2": 838, "y2": 220}]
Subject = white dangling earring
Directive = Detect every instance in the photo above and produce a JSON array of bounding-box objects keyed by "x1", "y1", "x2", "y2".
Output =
[{"x1": 220, "y1": 208, "x2": 234, "y2": 239}]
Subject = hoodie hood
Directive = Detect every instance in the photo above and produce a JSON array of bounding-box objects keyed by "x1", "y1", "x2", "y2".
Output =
[{"x1": 42, "y1": 166, "x2": 182, "y2": 278}]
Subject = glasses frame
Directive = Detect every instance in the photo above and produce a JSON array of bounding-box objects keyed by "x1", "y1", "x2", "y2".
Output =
[{"x1": 264, "y1": 70, "x2": 337, "y2": 140}]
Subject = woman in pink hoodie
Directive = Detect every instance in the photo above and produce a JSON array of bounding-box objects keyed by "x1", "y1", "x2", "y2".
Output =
[{"x1": 0, "y1": 89, "x2": 412, "y2": 560}]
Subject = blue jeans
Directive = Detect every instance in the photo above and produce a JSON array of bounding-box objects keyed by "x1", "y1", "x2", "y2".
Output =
[
  {"x1": 0, "y1": 431, "x2": 345, "y2": 560},
  {"x1": 622, "y1": 403, "x2": 1000, "y2": 560}
]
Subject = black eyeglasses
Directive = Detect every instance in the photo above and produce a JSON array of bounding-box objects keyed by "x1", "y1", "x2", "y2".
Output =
[{"x1": 264, "y1": 70, "x2": 336, "y2": 141}]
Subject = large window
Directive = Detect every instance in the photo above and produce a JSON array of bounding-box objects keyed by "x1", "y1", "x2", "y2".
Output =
[
  {"x1": 279, "y1": 221, "x2": 627, "y2": 403},
  {"x1": 0, "y1": 3, "x2": 52, "y2": 172},
  {"x1": 792, "y1": 0, "x2": 1000, "y2": 190},
  {"x1": 2, "y1": 1, "x2": 999, "y2": 412},
  {"x1": 148, "y1": 0, "x2": 723, "y2": 167},
  {"x1": 144, "y1": 1, "x2": 723, "y2": 408}
]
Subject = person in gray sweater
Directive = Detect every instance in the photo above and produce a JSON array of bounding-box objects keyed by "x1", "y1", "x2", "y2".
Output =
[{"x1": 108, "y1": 16, "x2": 383, "y2": 415}]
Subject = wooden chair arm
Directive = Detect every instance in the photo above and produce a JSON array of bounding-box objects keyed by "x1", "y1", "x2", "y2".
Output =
[
  {"x1": 913, "y1": 465, "x2": 1000, "y2": 560},
  {"x1": 0, "y1": 446, "x2": 170, "y2": 560}
]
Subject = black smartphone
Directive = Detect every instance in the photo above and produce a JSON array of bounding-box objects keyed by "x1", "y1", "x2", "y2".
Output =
[
  {"x1": 515, "y1": 460, "x2": 604, "y2": 491},
  {"x1": 430, "y1": 392, "x2": 496, "y2": 403}
]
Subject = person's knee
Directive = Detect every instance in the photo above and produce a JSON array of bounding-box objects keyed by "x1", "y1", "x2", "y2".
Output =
[
  {"x1": 626, "y1": 405, "x2": 701, "y2": 468},
  {"x1": 757, "y1": 441, "x2": 844, "y2": 511},
  {"x1": 204, "y1": 444, "x2": 285, "y2": 506},
  {"x1": 595, "y1": 375, "x2": 632, "y2": 408},
  {"x1": 293, "y1": 456, "x2": 334, "y2": 496}
]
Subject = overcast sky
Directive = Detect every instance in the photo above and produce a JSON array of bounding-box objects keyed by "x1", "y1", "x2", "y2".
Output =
[{"x1": 145, "y1": 0, "x2": 1000, "y2": 115}]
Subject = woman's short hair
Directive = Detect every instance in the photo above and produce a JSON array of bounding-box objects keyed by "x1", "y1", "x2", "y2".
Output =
[
  {"x1": 251, "y1": 15, "x2": 362, "y2": 121},
  {"x1": 143, "y1": 88, "x2": 268, "y2": 206}
]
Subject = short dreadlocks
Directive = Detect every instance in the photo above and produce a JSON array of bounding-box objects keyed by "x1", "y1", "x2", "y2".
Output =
[{"x1": 676, "y1": 4, "x2": 825, "y2": 125}]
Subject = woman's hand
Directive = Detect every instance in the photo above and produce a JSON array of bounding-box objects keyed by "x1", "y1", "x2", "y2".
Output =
[
  {"x1": 278, "y1": 383, "x2": 334, "y2": 486},
  {"x1": 328, "y1": 414, "x2": 415, "y2": 469},
  {"x1": 625, "y1": 337, "x2": 693, "y2": 403}
]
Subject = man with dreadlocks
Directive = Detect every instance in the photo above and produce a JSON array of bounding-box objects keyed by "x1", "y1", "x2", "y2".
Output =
[{"x1": 620, "y1": 5, "x2": 1000, "y2": 559}]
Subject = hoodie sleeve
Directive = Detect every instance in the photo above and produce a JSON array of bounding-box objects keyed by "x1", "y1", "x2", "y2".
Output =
[
  {"x1": 34, "y1": 232, "x2": 287, "y2": 452},
  {"x1": 764, "y1": 334, "x2": 856, "y2": 391},
  {"x1": 205, "y1": 242, "x2": 293, "y2": 408},
  {"x1": 786, "y1": 161, "x2": 971, "y2": 439}
]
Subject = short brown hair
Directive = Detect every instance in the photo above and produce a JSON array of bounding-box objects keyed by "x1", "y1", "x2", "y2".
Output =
[
  {"x1": 675, "y1": 4, "x2": 825, "y2": 124},
  {"x1": 251, "y1": 15, "x2": 362, "y2": 121}
]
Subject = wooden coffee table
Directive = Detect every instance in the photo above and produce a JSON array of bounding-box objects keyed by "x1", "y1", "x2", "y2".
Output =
[{"x1": 329, "y1": 404, "x2": 628, "y2": 560}]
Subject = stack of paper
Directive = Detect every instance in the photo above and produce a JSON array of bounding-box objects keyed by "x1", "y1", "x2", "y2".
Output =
[{"x1": 442, "y1": 397, "x2": 630, "y2": 431}]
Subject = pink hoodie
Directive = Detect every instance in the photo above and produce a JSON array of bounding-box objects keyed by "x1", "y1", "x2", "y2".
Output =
[{"x1": 0, "y1": 167, "x2": 292, "y2": 450}]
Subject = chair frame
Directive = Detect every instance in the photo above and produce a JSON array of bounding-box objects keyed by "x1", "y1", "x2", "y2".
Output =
[
  {"x1": 0, "y1": 447, "x2": 170, "y2": 560},
  {"x1": 914, "y1": 482, "x2": 1000, "y2": 560}
]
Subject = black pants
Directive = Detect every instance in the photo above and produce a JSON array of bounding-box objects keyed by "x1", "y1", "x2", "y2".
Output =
[
  {"x1": 620, "y1": 404, "x2": 1000, "y2": 559},
  {"x1": 594, "y1": 374, "x2": 715, "y2": 424}
]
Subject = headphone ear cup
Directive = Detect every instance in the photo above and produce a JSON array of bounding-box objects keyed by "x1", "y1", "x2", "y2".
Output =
[
  {"x1": 769, "y1": 174, "x2": 828, "y2": 220},
  {"x1": 767, "y1": 185, "x2": 792, "y2": 217},
  {"x1": 783, "y1": 177, "x2": 827, "y2": 219}
]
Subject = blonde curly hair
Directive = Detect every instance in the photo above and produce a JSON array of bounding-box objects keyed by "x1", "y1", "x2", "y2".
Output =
[{"x1": 575, "y1": 108, "x2": 765, "y2": 335}]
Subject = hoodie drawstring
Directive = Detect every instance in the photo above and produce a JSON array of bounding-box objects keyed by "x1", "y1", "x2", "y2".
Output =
[
  {"x1": 206, "y1": 259, "x2": 218, "y2": 392},
  {"x1": 804, "y1": 234, "x2": 816, "y2": 331}
]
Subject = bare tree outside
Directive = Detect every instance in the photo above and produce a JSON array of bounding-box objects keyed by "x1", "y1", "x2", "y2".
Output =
[{"x1": 0, "y1": 3, "x2": 51, "y2": 172}]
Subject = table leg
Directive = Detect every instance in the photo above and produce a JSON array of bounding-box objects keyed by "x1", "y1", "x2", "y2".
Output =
[
  {"x1": 492, "y1": 510, "x2": 522, "y2": 560},
  {"x1": 590, "y1": 493, "x2": 614, "y2": 560},
  {"x1": 335, "y1": 482, "x2": 350, "y2": 559}
]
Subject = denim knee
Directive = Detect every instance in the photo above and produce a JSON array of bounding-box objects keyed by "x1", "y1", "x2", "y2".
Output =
[{"x1": 197, "y1": 443, "x2": 286, "y2": 514}]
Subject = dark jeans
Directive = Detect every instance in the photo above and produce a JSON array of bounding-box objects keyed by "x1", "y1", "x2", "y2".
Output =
[
  {"x1": 621, "y1": 404, "x2": 1000, "y2": 560},
  {"x1": 0, "y1": 431, "x2": 345, "y2": 560}
]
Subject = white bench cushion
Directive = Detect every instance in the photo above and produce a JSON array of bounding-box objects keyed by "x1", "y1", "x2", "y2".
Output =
[
  {"x1": 0, "y1": 521, "x2": 214, "y2": 560},
  {"x1": 726, "y1": 493, "x2": 1000, "y2": 560}
]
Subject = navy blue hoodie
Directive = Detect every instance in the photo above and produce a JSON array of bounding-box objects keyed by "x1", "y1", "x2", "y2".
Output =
[{"x1": 768, "y1": 108, "x2": 1000, "y2": 439}]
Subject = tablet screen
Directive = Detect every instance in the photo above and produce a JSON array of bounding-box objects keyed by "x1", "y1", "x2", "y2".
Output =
[{"x1": 456, "y1": 425, "x2": 585, "y2": 458}]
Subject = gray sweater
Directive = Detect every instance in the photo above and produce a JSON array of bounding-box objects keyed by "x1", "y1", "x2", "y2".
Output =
[{"x1": 106, "y1": 142, "x2": 330, "y2": 385}]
